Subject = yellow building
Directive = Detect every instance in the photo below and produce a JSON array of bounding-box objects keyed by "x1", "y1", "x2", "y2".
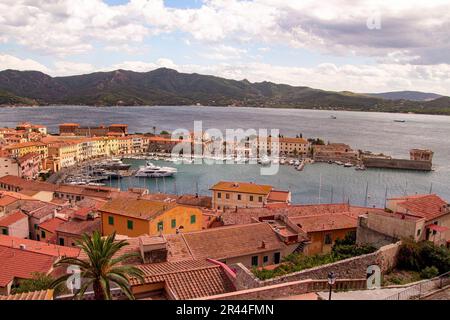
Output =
[
  {"x1": 5, "y1": 141, "x2": 48, "y2": 159},
  {"x1": 258, "y1": 137, "x2": 310, "y2": 156},
  {"x1": 47, "y1": 141, "x2": 78, "y2": 170},
  {"x1": 210, "y1": 181, "x2": 273, "y2": 210},
  {"x1": 99, "y1": 198, "x2": 203, "y2": 237},
  {"x1": 103, "y1": 137, "x2": 120, "y2": 156}
]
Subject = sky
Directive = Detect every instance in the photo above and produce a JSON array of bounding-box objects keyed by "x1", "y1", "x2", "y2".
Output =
[{"x1": 0, "y1": 0, "x2": 449, "y2": 95}]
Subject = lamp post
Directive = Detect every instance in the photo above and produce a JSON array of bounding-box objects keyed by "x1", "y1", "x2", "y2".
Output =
[{"x1": 328, "y1": 272, "x2": 337, "y2": 300}]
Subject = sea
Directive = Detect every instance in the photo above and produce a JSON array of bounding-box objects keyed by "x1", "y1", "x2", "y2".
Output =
[{"x1": 1, "y1": 105, "x2": 449, "y2": 207}]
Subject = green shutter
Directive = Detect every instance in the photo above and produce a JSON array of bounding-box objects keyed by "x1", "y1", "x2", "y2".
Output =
[
  {"x1": 41, "y1": 230, "x2": 46, "y2": 238},
  {"x1": 171, "y1": 219, "x2": 176, "y2": 228},
  {"x1": 108, "y1": 216, "x2": 114, "y2": 225},
  {"x1": 127, "y1": 220, "x2": 133, "y2": 230},
  {"x1": 157, "y1": 221, "x2": 164, "y2": 231},
  {"x1": 190, "y1": 215, "x2": 196, "y2": 224}
]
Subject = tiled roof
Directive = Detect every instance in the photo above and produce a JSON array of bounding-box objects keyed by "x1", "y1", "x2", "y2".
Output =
[
  {"x1": 0, "y1": 246, "x2": 56, "y2": 287},
  {"x1": 278, "y1": 137, "x2": 309, "y2": 144},
  {"x1": 39, "y1": 217, "x2": 66, "y2": 233},
  {"x1": 20, "y1": 201, "x2": 58, "y2": 219},
  {"x1": 99, "y1": 198, "x2": 176, "y2": 220},
  {"x1": 221, "y1": 203, "x2": 352, "y2": 225},
  {"x1": 0, "y1": 289, "x2": 54, "y2": 300},
  {"x1": 130, "y1": 260, "x2": 235, "y2": 299},
  {"x1": 0, "y1": 176, "x2": 58, "y2": 192},
  {"x1": 289, "y1": 213, "x2": 357, "y2": 233},
  {"x1": 180, "y1": 223, "x2": 284, "y2": 260},
  {"x1": 56, "y1": 218, "x2": 101, "y2": 236},
  {"x1": 392, "y1": 194, "x2": 448, "y2": 221},
  {"x1": 0, "y1": 195, "x2": 20, "y2": 207},
  {"x1": 0, "y1": 211, "x2": 28, "y2": 227},
  {"x1": 267, "y1": 190, "x2": 290, "y2": 203},
  {"x1": 210, "y1": 181, "x2": 273, "y2": 195},
  {"x1": 0, "y1": 234, "x2": 80, "y2": 257}
]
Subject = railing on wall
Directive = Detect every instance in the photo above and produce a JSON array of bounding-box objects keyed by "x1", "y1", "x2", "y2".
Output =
[{"x1": 384, "y1": 271, "x2": 450, "y2": 300}]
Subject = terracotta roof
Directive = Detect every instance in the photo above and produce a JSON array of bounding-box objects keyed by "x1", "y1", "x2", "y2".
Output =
[
  {"x1": 0, "y1": 234, "x2": 80, "y2": 257},
  {"x1": 0, "y1": 211, "x2": 28, "y2": 227},
  {"x1": 392, "y1": 194, "x2": 448, "y2": 220},
  {"x1": 99, "y1": 198, "x2": 176, "y2": 220},
  {"x1": 426, "y1": 224, "x2": 448, "y2": 232},
  {"x1": 20, "y1": 201, "x2": 58, "y2": 219},
  {"x1": 289, "y1": 213, "x2": 357, "y2": 233},
  {"x1": 0, "y1": 195, "x2": 20, "y2": 207},
  {"x1": 0, "y1": 246, "x2": 56, "y2": 287},
  {"x1": 267, "y1": 190, "x2": 290, "y2": 203},
  {"x1": 210, "y1": 181, "x2": 273, "y2": 195},
  {"x1": 180, "y1": 223, "x2": 284, "y2": 260},
  {"x1": 221, "y1": 203, "x2": 353, "y2": 225},
  {"x1": 0, "y1": 289, "x2": 54, "y2": 300},
  {"x1": 130, "y1": 259, "x2": 235, "y2": 299},
  {"x1": 39, "y1": 217, "x2": 66, "y2": 233},
  {"x1": 278, "y1": 137, "x2": 309, "y2": 144},
  {"x1": 56, "y1": 218, "x2": 101, "y2": 236},
  {"x1": 0, "y1": 175, "x2": 58, "y2": 192}
]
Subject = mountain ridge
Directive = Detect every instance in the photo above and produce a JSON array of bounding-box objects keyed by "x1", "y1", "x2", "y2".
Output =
[{"x1": 0, "y1": 68, "x2": 449, "y2": 115}]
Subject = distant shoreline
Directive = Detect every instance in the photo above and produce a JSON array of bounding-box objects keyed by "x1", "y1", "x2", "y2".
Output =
[{"x1": 2, "y1": 103, "x2": 450, "y2": 117}]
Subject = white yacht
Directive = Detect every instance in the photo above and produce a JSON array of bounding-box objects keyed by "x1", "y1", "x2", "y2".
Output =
[
  {"x1": 135, "y1": 162, "x2": 177, "y2": 178},
  {"x1": 258, "y1": 155, "x2": 271, "y2": 166}
]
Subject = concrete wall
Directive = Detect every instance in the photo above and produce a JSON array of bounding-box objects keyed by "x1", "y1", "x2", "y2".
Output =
[
  {"x1": 200, "y1": 278, "x2": 366, "y2": 300},
  {"x1": 362, "y1": 158, "x2": 432, "y2": 171},
  {"x1": 232, "y1": 242, "x2": 401, "y2": 290}
]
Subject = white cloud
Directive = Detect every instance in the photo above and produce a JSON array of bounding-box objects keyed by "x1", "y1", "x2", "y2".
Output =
[
  {"x1": 52, "y1": 61, "x2": 95, "y2": 76},
  {"x1": 0, "y1": 54, "x2": 50, "y2": 73}
]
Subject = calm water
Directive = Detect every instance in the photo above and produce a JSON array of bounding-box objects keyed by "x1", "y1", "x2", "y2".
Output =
[{"x1": 1, "y1": 105, "x2": 449, "y2": 206}]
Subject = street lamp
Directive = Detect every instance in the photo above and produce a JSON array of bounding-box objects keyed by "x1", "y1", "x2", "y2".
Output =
[{"x1": 328, "y1": 272, "x2": 337, "y2": 300}]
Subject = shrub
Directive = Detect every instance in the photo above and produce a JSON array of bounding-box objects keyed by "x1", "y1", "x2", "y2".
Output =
[
  {"x1": 420, "y1": 266, "x2": 439, "y2": 279},
  {"x1": 397, "y1": 238, "x2": 450, "y2": 274}
]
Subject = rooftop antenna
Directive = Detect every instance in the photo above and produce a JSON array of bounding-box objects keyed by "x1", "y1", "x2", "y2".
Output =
[
  {"x1": 384, "y1": 186, "x2": 389, "y2": 209},
  {"x1": 364, "y1": 181, "x2": 369, "y2": 207},
  {"x1": 318, "y1": 173, "x2": 322, "y2": 204}
]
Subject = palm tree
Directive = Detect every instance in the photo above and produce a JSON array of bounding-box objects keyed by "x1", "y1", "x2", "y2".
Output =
[{"x1": 51, "y1": 231, "x2": 144, "y2": 300}]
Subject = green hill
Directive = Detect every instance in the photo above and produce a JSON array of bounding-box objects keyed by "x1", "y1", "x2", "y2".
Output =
[{"x1": 0, "y1": 68, "x2": 449, "y2": 115}]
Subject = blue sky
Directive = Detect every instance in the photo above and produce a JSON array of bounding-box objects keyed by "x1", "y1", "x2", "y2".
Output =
[{"x1": 0, "y1": 0, "x2": 449, "y2": 95}]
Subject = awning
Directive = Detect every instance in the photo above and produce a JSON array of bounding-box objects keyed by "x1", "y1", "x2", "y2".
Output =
[{"x1": 426, "y1": 224, "x2": 449, "y2": 232}]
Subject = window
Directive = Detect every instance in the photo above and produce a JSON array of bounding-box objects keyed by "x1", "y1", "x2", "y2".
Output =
[
  {"x1": 251, "y1": 256, "x2": 259, "y2": 266},
  {"x1": 324, "y1": 233, "x2": 332, "y2": 245},
  {"x1": 263, "y1": 256, "x2": 269, "y2": 264},
  {"x1": 1, "y1": 228, "x2": 8, "y2": 235},
  {"x1": 108, "y1": 216, "x2": 114, "y2": 225},
  {"x1": 226, "y1": 193, "x2": 230, "y2": 199},
  {"x1": 417, "y1": 229, "x2": 421, "y2": 237},
  {"x1": 127, "y1": 220, "x2": 134, "y2": 230},
  {"x1": 249, "y1": 195, "x2": 254, "y2": 202},
  {"x1": 237, "y1": 194, "x2": 241, "y2": 201},
  {"x1": 34, "y1": 224, "x2": 38, "y2": 230},
  {"x1": 157, "y1": 221, "x2": 164, "y2": 231},
  {"x1": 274, "y1": 252, "x2": 281, "y2": 264},
  {"x1": 171, "y1": 219, "x2": 176, "y2": 228},
  {"x1": 258, "y1": 196, "x2": 263, "y2": 203},
  {"x1": 41, "y1": 230, "x2": 46, "y2": 239},
  {"x1": 217, "y1": 192, "x2": 221, "y2": 199},
  {"x1": 59, "y1": 238, "x2": 64, "y2": 246},
  {"x1": 190, "y1": 215, "x2": 196, "y2": 224}
]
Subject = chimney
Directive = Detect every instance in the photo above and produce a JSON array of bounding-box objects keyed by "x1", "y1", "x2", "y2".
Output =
[
  {"x1": 260, "y1": 240, "x2": 266, "y2": 249},
  {"x1": 19, "y1": 244, "x2": 26, "y2": 250}
]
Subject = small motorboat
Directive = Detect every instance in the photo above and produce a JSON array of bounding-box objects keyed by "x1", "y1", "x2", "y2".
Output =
[{"x1": 344, "y1": 162, "x2": 353, "y2": 167}]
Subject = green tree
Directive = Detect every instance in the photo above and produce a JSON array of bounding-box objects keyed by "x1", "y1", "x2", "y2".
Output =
[
  {"x1": 12, "y1": 272, "x2": 65, "y2": 295},
  {"x1": 51, "y1": 231, "x2": 144, "y2": 300},
  {"x1": 160, "y1": 130, "x2": 170, "y2": 135}
]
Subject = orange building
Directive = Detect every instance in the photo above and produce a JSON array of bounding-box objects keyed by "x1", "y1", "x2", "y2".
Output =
[
  {"x1": 289, "y1": 213, "x2": 357, "y2": 255},
  {"x1": 99, "y1": 198, "x2": 203, "y2": 237}
]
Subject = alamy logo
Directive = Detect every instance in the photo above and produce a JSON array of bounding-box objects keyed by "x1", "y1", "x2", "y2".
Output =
[
  {"x1": 366, "y1": 265, "x2": 381, "y2": 289},
  {"x1": 66, "y1": 265, "x2": 81, "y2": 292}
]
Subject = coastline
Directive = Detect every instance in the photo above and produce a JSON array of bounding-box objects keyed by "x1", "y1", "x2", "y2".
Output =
[{"x1": 1, "y1": 103, "x2": 450, "y2": 117}]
